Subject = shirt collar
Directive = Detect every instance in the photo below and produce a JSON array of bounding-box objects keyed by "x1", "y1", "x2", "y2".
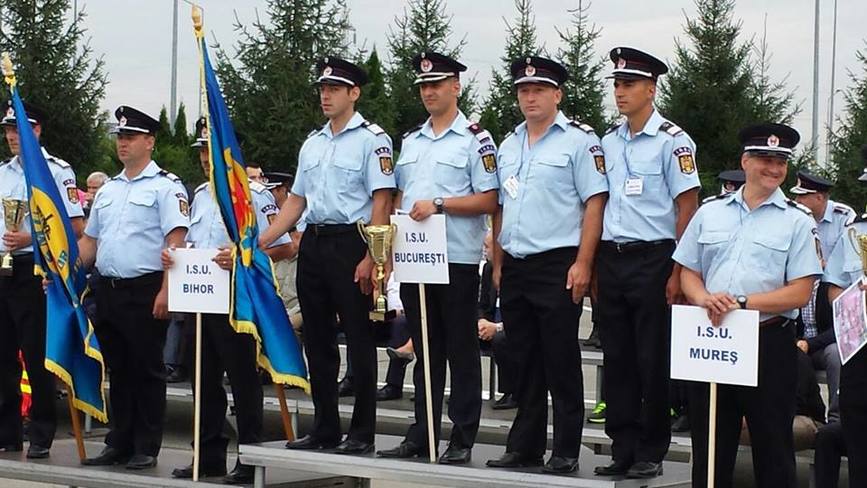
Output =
[
  {"x1": 729, "y1": 186, "x2": 787, "y2": 210},
  {"x1": 419, "y1": 110, "x2": 468, "y2": 139},
  {"x1": 117, "y1": 160, "x2": 160, "y2": 182},
  {"x1": 323, "y1": 111, "x2": 366, "y2": 138},
  {"x1": 8, "y1": 146, "x2": 50, "y2": 171},
  {"x1": 515, "y1": 110, "x2": 569, "y2": 136},
  {"x1": 617, "y1": 108, "x2": 664, "y2": 139},
  {"x1": 821, "y1": 200, "x2": 835, "y2": 223}
]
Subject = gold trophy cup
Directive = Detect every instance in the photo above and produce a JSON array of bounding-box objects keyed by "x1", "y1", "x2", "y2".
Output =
[
  {"x1": 849, "y1": 227, "x2": 867, "y2": 276},
  {"x1": 358, "y1": 221, "x2": 397, "y2": 321},
  {"x1": 1, "y1": 199, "x2": 27, "y2": 276}
]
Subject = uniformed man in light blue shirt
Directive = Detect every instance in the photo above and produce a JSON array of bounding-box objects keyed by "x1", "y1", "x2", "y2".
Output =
[
  {"x1": 0, "y1": 101, "x2": 85, "y2": 459},
  {"x1": 593, "y1": 47, "x2": 700, "y2": 480},
  {"x1": 375, "y1": 52, "x2": 498, "y2": 465},
  {"x1": 822, "y1": 151, "x2": 867, "y2": 487},
  {"x1": 79, "y1": 106, "x2": 189, "y2": 470},
  {"x1": 485, "y1": 56, "x2": 608, "y2": 475},
  {"x1": 164, "y1": 118, "x2": 291, "y2": 484},
  {"x1": 790, "y1": 169, "x2": 854, "y2": 423},
  {"x1": 259, "y1": 57, "x2": 395, "y2": 455},
  {"x1": 674, "y1": 123, "x2": 821, "y2": 488}
]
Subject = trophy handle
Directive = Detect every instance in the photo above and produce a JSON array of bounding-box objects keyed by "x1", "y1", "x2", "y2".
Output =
[{"x1": 357, "y1": 221, "x2": 368, "y2": 244}]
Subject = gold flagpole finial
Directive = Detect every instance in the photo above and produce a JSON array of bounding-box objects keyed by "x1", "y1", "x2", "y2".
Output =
[
  {"x1": 192, "y1": 5, "x2": 204, "y2": 38},
  {"x1": 2, "y1": 53, "x2": 16, "y2": 87}
]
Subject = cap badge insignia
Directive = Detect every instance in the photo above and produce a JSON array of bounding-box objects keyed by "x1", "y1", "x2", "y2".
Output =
[{"x1": 767, "y1": 134, "x2": 780, "y2": 147}]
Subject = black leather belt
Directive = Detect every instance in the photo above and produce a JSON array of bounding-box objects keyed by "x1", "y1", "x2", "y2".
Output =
[
  {"x1": 100, "y1": 271, "x2": 163, "y2": 289},
  {"x1": 600, "y1": 239, "x2": 674, "y2": 254},
  {"x1": 760, "y1": 316, "x2": 790, "y2": 328},
  {"x1": 310, "y1": 223, "x2": 358, "y2": 236}
]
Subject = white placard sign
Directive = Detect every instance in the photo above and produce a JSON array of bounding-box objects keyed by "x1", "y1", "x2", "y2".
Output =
[
  {"x1": 670, "y1": 304, "x2": 759, "y2": 387},
  {"x1": 167, "y1": 248, "x2": 230, "y2": 314},
  {"x1": 390, "y1": 214, "x2": 449, "y2": 284}
]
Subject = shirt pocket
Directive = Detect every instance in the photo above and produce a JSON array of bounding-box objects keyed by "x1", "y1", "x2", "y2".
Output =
[
  {"x1": 749, "y1": 233, "x2": 791, "y2": 275},
  {"x1": 435, "y1": 152, "x2": 468, "y2": 192},
  {"x1": 697, "y1": 230, "x2": 730, "y2": 265},
  {"x1": 531, "y1": 153, "x2": 571, "y2": 185},
  {"x1": 332, "y1": 158, "x2": 364, "y2": 193},
  {"x1": 630, "y1": 158, "x2": 663, "y2": 176},
  {"x1": 126, "y1": 190, "x2": 157, "y2": 222},
  {"x1": 395, "y1": 150, "x2": 418, "y2": 189}
]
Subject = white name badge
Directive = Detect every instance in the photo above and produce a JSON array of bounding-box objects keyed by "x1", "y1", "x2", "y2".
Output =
[
  {"x1": 625, "y1": 176, "x2": 643, "y2": 196},
  {"x1": 167, "y1": 248, "x2": 231, "y2": 314},
  {"x1": 503, "y1": 175, "x2": 520, "y2": 200}
]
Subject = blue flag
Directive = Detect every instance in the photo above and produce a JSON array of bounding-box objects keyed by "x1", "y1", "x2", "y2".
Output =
[
  {"x1": 7, "y1": 84, "x2": 107, "y2": 421},
  {"x1": 197, "y1": 32, "x2": 309, "y2": 391}
]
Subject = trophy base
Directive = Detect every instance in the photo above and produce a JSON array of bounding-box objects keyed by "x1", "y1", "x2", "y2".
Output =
[
  {"x1": 369, "y1": 309, "x2": 397, "y2": 322},
  {"x1": 0, "y1": 265, "x2": 12, "y2": 277}
]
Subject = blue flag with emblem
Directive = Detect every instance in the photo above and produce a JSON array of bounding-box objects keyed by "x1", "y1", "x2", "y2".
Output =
[
  {"x1": 3, "y1": 63, "x2": 107, "y2": 421},
  {"x1": 195, "y1": 18, "x2": 309, "y2": 391}
]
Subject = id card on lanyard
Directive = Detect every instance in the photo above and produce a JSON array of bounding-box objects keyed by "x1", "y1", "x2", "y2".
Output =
[{"x1": 623, "y1": 141, "x2": 643, "y2": 196}]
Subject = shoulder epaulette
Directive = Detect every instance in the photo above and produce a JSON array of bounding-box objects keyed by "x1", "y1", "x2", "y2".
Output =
[
  {"x1": 194, "y1": 182, "x2": 208, "y2": 193},
  {"x1": 568, "y1": 120, "x2": 596, "y2": 134},
  {"x1": 659, "y1": 121, "x2": 684, "y2": 136},
  {"x1": 158, "y1": 170, "x2": 182, "y2": 183},
  {"x1": 833, "y1": 203, "x2": 855, "y2": 215},
  {"x1": 306, "y1": 129, "x2": 318, "y2": 138},
  {"x1": 785, "y1": 198, "x2": 813, "y2": 216},
  {"x1": 467, "y1": 122, "x2": 493, "y2": 143},
  {"x1": 361, "y1": 120, "x2": 386, "y2": 136},
  {"x1": 403, "y1": 123, "x2": 423, "y2": 139},
  {"x1": 604, "y1": 123, "x2": 620, "y2": 135},
  {"x1": 0, "y1": 158, "x2": 9, "y2": 167},
  {"x1": 701, "y1": 194, "x2": 727, "y2": 205},
  {"x1": 249, "y1": 180, "x2": 268, "y2": 194},
  {"x1": 45, "y1": 155, "x2": 71, "y2": 169},
  {"x1": 853, "y1": 213, "x2": 867, "y2": 224}
]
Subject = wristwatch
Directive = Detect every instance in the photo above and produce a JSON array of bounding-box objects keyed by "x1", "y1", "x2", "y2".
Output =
[
  {"x1": 433, "y1": 197, "x2": 445, "y2": 214},
  {"x1": 737, "y1": 295, "x2": 748, "y2": 309}
]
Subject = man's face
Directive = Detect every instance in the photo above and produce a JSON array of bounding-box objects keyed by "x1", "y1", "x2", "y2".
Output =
[
  {"x1": 115, "y1": 132, "x2": 154, "y2": 165},
  {"x1": 319, "y1": 84, "x2": 359, "y2": 119},
  {"x1": 419, "y1": 78, "x2": 460, "y2": 116},
  {"x1": 4, "y1": 124, "x2": 41, "y2": 156},
  {"x1": 199, "y1": 147, "x2": 210, "y2": 176},
  {"x1": 516, "y1": 83, "x2": 561, "y2": 122},
  {"x1": 742, "y1": 154, "x2": 788, "y2": 193},
  {"x1": 86, "y1": 179, "x2": 103, "y2": 202},
  {"x1": 246, "y1": 166, "x2": 264, "y2": 183},
  {"x1": 793, "y1": 191, "x2": 827, "y2": 217},
  {"x1": 613, "y1": 78, "x2": 655, "y2": 116}
]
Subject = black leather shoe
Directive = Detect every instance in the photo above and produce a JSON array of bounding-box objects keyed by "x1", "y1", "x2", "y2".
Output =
[
  {"x1": 626, "y1": 461, "x2": 663, "y2": 479},
  {"x1": 285, "y1": 434, "x2": 339, "y2": 450},
  {"x1": 376, "y1": 441, "x2": 423, "y2": 458},
  {"x1": 26, "y1": 445, "x2": 49, "y2": 459},
  {"x1": 671, "y1": 414, "x2": 690, "y2": 432},
  {"x1": 491, "y1": 393, "x2": 517, "y2": 410},
  {"x1": 125, "y1": 454, "x2": 157, "y2": 470},
  {"x1": 166, "y1": 367, "x2": 188, "y2": 383},
  {"x1": 82, "y1": 446, "x2": 128, "y2": 466},
  {"x1": 438, "y1": 445, "x2": 471, "y2": 465},
  {"x1": 337, "y1": 378, "x2": 354, "y2": 397},
  {"x1": 376, "y1": 384, "x2": 403, "y2": 401},
  {"x1": 486, "y1": 452, "x2": 544, "y2": 468},
  {"x1": 542, "y1": 455, "x2": 578, "y2": 474},
  {"x1": 222, "y1": 462, "x2": 255, "y2": 484},
  {"x1": 333, "y1": 439, "x2": 374, "y2": 455},
  {"x1": 594, "y1": 459, "x2": 632, "y2": 476},
  {"x1": 171, "y1": 461, "x2": 227, "y2": 479},
  {"x1": 0, "y1": 444, "x2": 22, "y2": 453}
]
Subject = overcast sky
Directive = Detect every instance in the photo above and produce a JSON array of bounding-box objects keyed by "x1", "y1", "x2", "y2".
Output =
[{"x1": 77, "y1": 0, "x2": 865, "y2": 163}]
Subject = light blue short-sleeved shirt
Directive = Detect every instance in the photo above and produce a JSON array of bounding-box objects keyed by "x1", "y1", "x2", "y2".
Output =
[
  {"x1": 496, "y1": 111, "x2": 609, "y2": 259},
  {"x1": 395, "y1": 111, "x2": 499, "y2": 264},
  {"x1": 815, "y1": 199, "x2": 855, "y2": 261},
  {"x1": 188, "y1": 180, "x2": 291, "y2": 249},
  {"x1": 85, "y1": 160, "x2": 189, "y2": 278},
  {"x1": 822, "y1": 219, "x2": 867, "y2": 289},
  {"x1": 601, "y1": 109, "x2": 701, "y2": 243},
  {"x1": 0, "y1": 149, "x2": 85, "y2": 254},
  {"x1": 291, "y1": 111, "x2": 396, "y2": 225},
  {"x1": 673, "y1": 187, "x2": 823, "y2": 321}
]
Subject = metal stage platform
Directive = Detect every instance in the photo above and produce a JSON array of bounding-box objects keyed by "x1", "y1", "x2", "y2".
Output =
[
  {"x1": 0, "y1": 439, "x2": 354, "y2": 488},
  {"x1": 240, "y1": 434, "x2": 692, "y2": 488}
]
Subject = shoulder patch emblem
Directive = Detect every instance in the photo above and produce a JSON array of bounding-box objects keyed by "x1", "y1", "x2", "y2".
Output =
[
  {"x1": 673, "y1": 146, "x2": 695, "y2": 174},
  {"x1": 67, "y1": 187, "x2": 79, "y2": 204},
  {"x1": 375, "y1": 146, "x2": 393, "y2": 175},
  {"x1": 588, "y1": 145, "x2": 605, "y2": 174}
]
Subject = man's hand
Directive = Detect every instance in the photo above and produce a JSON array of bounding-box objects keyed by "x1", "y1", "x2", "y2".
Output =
[
  {"x1": 409, "y1": 200, "x2": 437, "y2": 222},
  {"x1": 160, "y1": 247, "x2": 176, "y2": 270},
  {"x1": 153, "y1": 286, "x2": 169, "y2": 320},
  {"x1": 666, "y1": 269, "x2": 686, "y2": 305},
  {"x1": 796, "y1": 339, "x2": 810, "y2": 354},
  {"x1": 2, "y1": 230, "x2": 31, "y2": 251},
  {"x1": 566, "y1": 260, "x2": 591, "y2": 304},
  {"x1": 478, "y1": 319, "x2": 498, "y2": 341},
  {"x1": 355, "y1": 254, "x2": 375, "y2": 295},
  {"x1": 212, "y1": 247, "x2": 233, "y2": 271},
  {"x1": 701, "y1": 292, "x2": 737, "y2": 327}
]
